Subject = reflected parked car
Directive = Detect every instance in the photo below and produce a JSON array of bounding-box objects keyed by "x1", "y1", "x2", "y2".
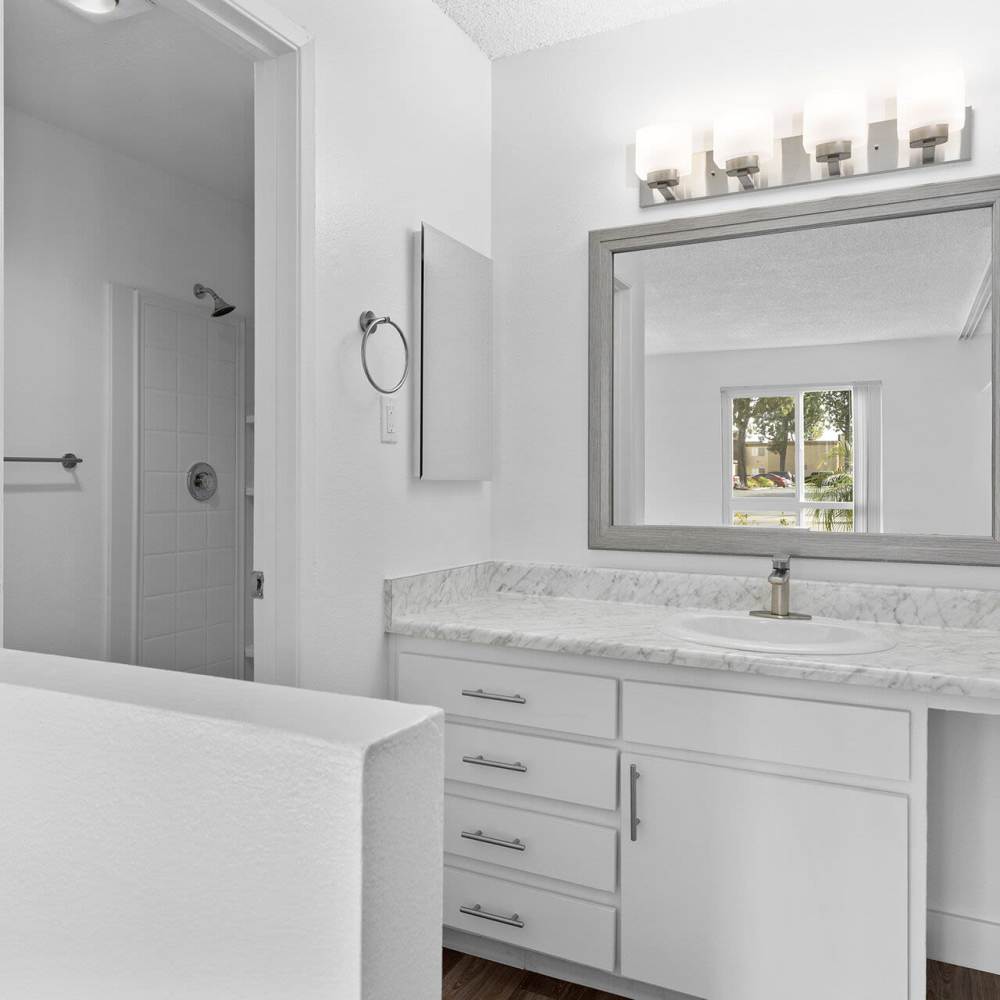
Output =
[{"x1": 761, "y1": 472, "x2": 794, "y2": 487}]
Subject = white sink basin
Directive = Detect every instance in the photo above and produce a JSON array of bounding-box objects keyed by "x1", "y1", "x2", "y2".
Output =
[{"x1": 664, "y1": 611, "x2": 896, "y2": 656}]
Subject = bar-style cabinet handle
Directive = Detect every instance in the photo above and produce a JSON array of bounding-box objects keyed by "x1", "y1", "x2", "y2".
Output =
[
  {"x1": 461, "y1": 829, "x2": 527, "y2": 852},
  {"x1": 629, "y1": 763, "x2": 641, "y2": 842},
  {"x1": 461, "y1": 688, "x2": 527, "y2": 705},
  {"x1": 460, "y1": 903, "x2": 525, "y2": 928},
  {"x1": 461, "y1": 754, "x2": 527, "y2": 773}
]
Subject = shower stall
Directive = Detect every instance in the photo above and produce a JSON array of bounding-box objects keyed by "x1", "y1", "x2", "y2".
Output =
[{"x1": 106, "y1": 285, "x2": 252, "y2": 679}]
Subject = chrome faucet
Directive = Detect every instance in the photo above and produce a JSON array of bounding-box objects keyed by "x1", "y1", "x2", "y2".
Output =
[{"x1": 750, "y1": 555, "x2": 812, "y2": 621}]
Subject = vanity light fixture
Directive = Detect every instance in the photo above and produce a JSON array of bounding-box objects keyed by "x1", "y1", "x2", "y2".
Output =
[
  {"x1": 712, "y1": 109, "x2": 774, "y2": 190},
  {"x1": 802, "y1": 88, "x2": 868, "y2": 176},
  {"x1": 636, "y1": 76, "x2": 971, "y2": 208},
  {"x1": 635, "y1": 123, "x2": 694, "y2": 201},
  {"x1": 897, "y1": 68, "x2": 966, "y2": 164}
]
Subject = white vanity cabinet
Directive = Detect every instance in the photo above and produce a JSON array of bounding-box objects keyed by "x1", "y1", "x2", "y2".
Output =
[
  {"x1": 620, "y1": 754, "x2": 909, "y2": 1000},
  {"x1": 392, "y1": 637, "x2": 923, "y2": 1000}
]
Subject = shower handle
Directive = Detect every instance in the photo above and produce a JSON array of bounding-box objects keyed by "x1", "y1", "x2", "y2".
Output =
[{"x1": 187, "y1": 462, "x2": 219, "y2": 502}]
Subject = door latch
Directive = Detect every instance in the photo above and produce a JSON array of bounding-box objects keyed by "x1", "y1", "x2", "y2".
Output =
[{"x1": 251, "y1": 570, "x2": 264, "y2": 600}]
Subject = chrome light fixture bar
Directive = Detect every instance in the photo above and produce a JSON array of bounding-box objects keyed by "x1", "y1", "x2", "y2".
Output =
[
  {"x1": 638, "y1": 107, "x2": 972, "y2": 208},
  {"x1": 638, "y1": 71, "x2": 970, "y2": 207}
]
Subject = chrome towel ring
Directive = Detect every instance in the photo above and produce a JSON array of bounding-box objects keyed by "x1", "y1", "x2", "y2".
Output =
[{"x1": 359, "y1": 310, "x2": 409, "y2": 394}]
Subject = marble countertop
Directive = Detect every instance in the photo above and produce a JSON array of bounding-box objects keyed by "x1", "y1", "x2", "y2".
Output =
[{"x1": 387, "y1": 588, "x2": 1000, "y2": 701}]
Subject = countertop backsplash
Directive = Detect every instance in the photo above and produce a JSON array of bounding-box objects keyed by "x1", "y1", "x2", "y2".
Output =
[{"x1": 386, "y1": 560, "x2": 1000, "y2": 632}]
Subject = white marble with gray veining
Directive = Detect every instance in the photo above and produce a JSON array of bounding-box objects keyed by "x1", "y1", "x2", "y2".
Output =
[{"x1": 385, "y1": 562, "x2": 1000, "y2": 700}]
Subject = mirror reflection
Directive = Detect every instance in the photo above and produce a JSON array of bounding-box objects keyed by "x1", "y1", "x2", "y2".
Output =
[{"x1": 612, "y1": 207, "x2": 993, "y2": 536}]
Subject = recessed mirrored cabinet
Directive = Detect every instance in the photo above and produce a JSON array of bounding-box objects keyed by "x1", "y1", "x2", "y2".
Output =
[{"x1": 590, "y1": 177, "x2": 1000, "y2": 563}]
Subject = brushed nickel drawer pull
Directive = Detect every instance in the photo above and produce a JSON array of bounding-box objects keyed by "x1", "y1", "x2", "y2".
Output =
[
  {"x1": 460, "y1": 903, "x2": 525, "y2": 928},
  {"x1": 462, "y1": 754, "x2": 527, "y2": 773},
  {"x1": 461, "y1": 688, "x2": 527, "y2": 705},
  {"x1": 461, "y1": 829, "x2": 527, "y2": 852},
  {"x1": 629, "y1": 763, "x2": 641, "y2": 842}
]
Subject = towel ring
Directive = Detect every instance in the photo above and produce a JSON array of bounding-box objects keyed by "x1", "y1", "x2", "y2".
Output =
[{"x1": 359, "y1": 310, "x2": 409, "y2": 394}]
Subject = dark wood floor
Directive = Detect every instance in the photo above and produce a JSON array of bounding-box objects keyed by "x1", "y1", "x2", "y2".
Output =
[
  {"x1": 443, "y1": 950, "x2": 1000, "y2": 1000},
  {"x1": 928, "y1": 962, "x2": 1000, "y2": 1000}
]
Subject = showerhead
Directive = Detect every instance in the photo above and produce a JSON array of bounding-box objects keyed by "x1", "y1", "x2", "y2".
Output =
[{"x1": 193, "y1": 283, "x2": 235, "y2": 318}]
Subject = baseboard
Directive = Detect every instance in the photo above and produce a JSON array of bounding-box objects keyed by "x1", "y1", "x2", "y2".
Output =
[
  {"x1": 448, "y1": 914, "x2": 1000, "y2": 996},
  {"x1": 927, "y1": 909, "x2": 1000, "y2": 976},
  {"x1": 443, "y1": 927, "x2": 696, "y2": 1000}
]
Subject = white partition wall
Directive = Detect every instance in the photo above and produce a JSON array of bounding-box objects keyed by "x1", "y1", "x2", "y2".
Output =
[{"x1": 0, "y1": 651, "x2": 444, "y2": 1000}]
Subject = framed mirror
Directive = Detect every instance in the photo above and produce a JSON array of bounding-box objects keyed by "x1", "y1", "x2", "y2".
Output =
[{"x1": 589, "y1": 176, "x2": 1000, "y2": 563}]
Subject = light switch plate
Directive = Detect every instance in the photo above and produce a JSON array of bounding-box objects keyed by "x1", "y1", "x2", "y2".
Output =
[{"x1": 380, "y1": 396, "x2": 399, "y2": 444}]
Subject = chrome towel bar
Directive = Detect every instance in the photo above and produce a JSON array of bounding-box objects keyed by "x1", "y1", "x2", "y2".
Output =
[{"x1": 4, "y1": 453, "x2": 83, "y2": 470}]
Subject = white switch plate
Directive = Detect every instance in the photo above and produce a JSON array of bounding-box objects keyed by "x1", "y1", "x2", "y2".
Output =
[{"x1": 380, "y1": 396, "x2": 399, "y2": 444}]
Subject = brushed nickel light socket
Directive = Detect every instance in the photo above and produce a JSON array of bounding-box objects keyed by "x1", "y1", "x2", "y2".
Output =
[
  {"x1": 725, "y1": 154, "x2": 760, "y2": 190},
  {"x1": 909, "y1": 122, "x2": 950, "y2": 164},
  {"x1": 815, "y1": 139, "x2": 853, "y2": 176},
  {"x1": 645, "y1": 168, "x2": 681, "y2": 201}
]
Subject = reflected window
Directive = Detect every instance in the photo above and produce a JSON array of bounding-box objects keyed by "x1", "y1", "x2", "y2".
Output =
[{"x1": 725, "y1": 383, "x2": 881, "y2": 533}]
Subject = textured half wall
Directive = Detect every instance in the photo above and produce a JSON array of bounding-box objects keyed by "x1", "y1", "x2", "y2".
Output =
[{"x1": 0, "y1": 650, "x2": 443, "y2": 999}]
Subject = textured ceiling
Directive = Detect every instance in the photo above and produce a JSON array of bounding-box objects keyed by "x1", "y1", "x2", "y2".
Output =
[
  {"x1": 633, "y1": 209, "x2": 993, "y2": 355},
  {"x1": 434, "y1": 0, "x2": 732, "y2": 59},
  {"x1": 5, "y1": 0, "x2": 253, "y2": 202}
]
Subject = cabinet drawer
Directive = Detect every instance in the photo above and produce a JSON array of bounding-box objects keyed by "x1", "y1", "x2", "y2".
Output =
[
  {"x1": 622, "y1": 681, "x2": 910, "y2": 780},
  {"x1": 445, "y1": 795, "x2": 617, "y2": 892},
  {"x1": 446, "y1": 723, "x2": 618, "y2": 809},
  {"x1": 444, "y1": 867, "x2": 616, "y2": 972},
  {"x1": 397, "y1": 652, "x2": 617, "y2": 738}
]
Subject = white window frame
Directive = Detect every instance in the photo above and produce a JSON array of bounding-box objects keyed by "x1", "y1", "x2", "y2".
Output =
[{"x1": 721, "y1": 382, "x2": 883, "y2": 533}]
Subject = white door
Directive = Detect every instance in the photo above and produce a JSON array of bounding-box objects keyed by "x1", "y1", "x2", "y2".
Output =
[{"x1": 620, "y1": 753, "x2": 909, "y2": 1000}]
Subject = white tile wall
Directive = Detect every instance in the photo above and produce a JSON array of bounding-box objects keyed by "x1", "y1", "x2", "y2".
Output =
[{"x1": 139, "y1": 301, "x2": 241, "y2": 677}]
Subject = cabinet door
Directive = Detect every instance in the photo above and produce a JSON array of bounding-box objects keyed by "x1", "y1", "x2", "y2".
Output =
[{"x1": 620, "y1": 754, "x2": 908, "y2": 1000}]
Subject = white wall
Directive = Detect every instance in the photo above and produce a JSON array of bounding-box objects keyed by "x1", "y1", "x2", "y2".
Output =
[
  {"x1": 3, "y1": 109, "x2": 253, "y2": 660},
  {"x1": 490, "y1": 0, "x2": 1000, "y2": 973},
  {"x1": 0, "y1": 648, "x2": 444, "y2": 999},
  {"x1": 643, "y1": 335, "x2": 992, "y2": 534},
  {"x1": 929, "y1": 709, "x2": 1000, "y2": 974},
  {"x1": 270, "y1": 0, "x2": 492, "y2": 699}
]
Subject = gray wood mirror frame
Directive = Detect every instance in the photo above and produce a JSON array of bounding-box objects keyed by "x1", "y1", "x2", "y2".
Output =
[{"x1": 590, "y1": 175, "x2": 1000, "y2": 565}]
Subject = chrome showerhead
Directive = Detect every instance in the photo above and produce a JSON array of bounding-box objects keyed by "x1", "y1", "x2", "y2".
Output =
[{"x1": 193, "y1": 283, "x2": 235, "y2": 318}]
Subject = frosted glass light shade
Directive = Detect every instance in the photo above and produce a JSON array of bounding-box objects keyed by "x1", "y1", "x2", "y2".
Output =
[
  {"x1": 897, "y1": 69, "x2": 966, "y2": 138},
  {"x1": 713, "y1": 109, "x2": 774, "y2": 168},
  {"x1": 802, "y1": 89, "x2": 868, "y2": 154},
  {"x1": 635, "y1": 123, "x2": 694, "y2": 180},
  {"x1": 66, "y1": 0, "x2": 118, "y2": 11}
]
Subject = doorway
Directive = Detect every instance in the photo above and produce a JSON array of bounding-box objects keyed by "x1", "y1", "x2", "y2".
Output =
[{"x1": 1, "y1": 0, "x2": 310, "y2": 684}]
